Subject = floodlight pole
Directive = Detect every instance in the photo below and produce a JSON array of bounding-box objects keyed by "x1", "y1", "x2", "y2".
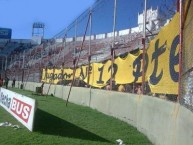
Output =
[
  {"x1": 142, "y1": 0, "x2": 147, "y2": 94},
  {"x1": 110, "y1": 0, "x2": 117, "y2": 90}
]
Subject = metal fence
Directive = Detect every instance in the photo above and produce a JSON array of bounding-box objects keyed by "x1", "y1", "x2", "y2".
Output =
[
  {"x1": 51, "y1": 0, "x2": 177, "y2": 96},
  {"x1": 181, "y1": 0, "x2": 193, "y2": 111},
  {"x1": 3, "y1": 0, "x2": 179, "y2": 98}
]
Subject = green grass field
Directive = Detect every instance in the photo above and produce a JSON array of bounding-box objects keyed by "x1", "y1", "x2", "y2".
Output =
[{"x1": 0, "y1": 88, "x2": 152, "y2": 145}]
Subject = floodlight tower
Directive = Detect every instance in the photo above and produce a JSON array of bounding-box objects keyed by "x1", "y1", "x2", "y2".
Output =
[{"x1": 32, "y1": 22, "x2": 45, "y2": 38}]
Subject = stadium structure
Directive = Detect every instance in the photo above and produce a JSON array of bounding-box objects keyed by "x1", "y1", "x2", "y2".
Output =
[
  {"x1": 0, "y1": 0, "x2": 193, "y2": 145},
  {"x1": 0, "y1": 7, "x2": 165, "y2": 83}
]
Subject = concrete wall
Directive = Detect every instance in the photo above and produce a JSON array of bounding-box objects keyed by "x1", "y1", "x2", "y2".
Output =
[
  {"x1": 96, "y1": 33, "x2": 106, "y2": 39},
  {"x1": 12, "y1": 81, "x2": 193, "y2": 145},
  {"x1": 85, "y1": 35, "x2": 95, "y2": 40},
  {"x1": 76, "y1": 37, "x2": 83, "y2": 41},
  {"x1": 119, "y1": 29, "x2": 130, "y2": 36},
  {"x1": 106, "y1": 32, "x2": 118, "y2": 38}
]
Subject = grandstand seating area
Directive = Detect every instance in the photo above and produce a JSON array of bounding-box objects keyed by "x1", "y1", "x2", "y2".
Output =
[{"x1": 0, "y1": 27, "x2": 156, "y2": 93}]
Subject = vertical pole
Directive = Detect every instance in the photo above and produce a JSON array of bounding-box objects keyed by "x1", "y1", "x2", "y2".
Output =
[
  {"x1": 39, "y1": 67, "x2": 42, "y2": 83},
  {"x1": 13, "y1": 69, "x2": 16, "y2": 78},
  {"x1": 43, "y1": 27, "x2": 44, "y2": 38},
  {"x1": 142, "y1": 0, "x2": 147, "y2": 94},
  {"x1": 1, "y1": 58, "x2": 4, "y2": 70},
  {"x1": 66, "y1": 13, "x2": 91, "y2": 106},
  {"x1": 178, "y1": 0, "x2": 183, "y2": 102},
  {"x1": 17, "y1": 68, "x2": 19, "y2": 88},
  {"x1": 40, "y1": 47, "x2": 42, "y2": 68},
  {"x1": 110, "y1": 0, "x2": 117, "y2": 90},
  {"x1": 33, "y1": 48, "x2": 36, "y2": 82},
  {"x1": 14, "y1": 54, "x2": 16, "y2": 62},
  {"x1": 63, "y1": 29, "x2": 67, "y2": 63},
  {"x1": 11, "y1": 55, "x2": 12, "y2": 65},
  {"x1": 21, "y1": 50, "x2": 25, "y2": 89},
  {"x1": 45, "y1": 67, "x2": 47, "y2": 83},
  {"x1": 35, "y1": 47, "x2": 37, "y2": 69},
  {"x1": 5, "y1": 56, "x2": 7, "y2": 71},
  {"x1": 22, "y1": 50, "x2": 25, "y2": 69},
  {"x1": 54, "y1": 44, "x2": 56, "y2": 65},
  {"x1": 74, "y1": 19, "x2": 78, "y2": 58},
  {"x1": 73, "y1": 20, "x2": 77, "y2": 86},
  {"x1": 21, "y1": 69, "x2": 24, "y2": 84},
  {"x1": 87, "y1": 8, "x2": 92, "y2": 87},
  {"x1": 32, "y1": 25, "x2": 34, "y2": 37},
  {"x1": 133, "y1": 83, "x2": 135, "y2": 93},
  {"x1": 61, "y1": 63, "x2": 64, "y2": 98},
  {"x1": 19, "y1": 53, "x2": 21, "y2": 69},
  {"x1": 113, "y1": 0, "x2": 117, "y2": 44},
  {"x1": 89, "y1": 10, "x2": 92, "y2": 57},
  {"x1": 61, "y1": 63, "x2": 64, "y2": 84},
  {"x1": 29, "y1": 49, "x2": 31, "y2": 67},
  {"x1": 48, "y1": 44, "x2": 50, "y2": 65},
  {"x1": 2, "y1": 58, "x2": 4, "y2": 71}
]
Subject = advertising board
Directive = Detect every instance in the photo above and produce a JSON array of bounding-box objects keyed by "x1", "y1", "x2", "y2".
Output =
[{"x1": 0, "y1": 88, "x2": 36, "y2": 131}]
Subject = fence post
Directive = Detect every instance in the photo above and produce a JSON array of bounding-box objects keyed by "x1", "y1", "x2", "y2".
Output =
[
  {"x1": 178, "y1": 0, "x2": 183, "y2": 102},
  {"x1": 142, "y1": 0, "x2": 147, "y2": 94}
]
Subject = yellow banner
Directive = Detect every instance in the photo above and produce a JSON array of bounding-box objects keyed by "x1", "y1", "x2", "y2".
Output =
[
  {"x1": 146, "y1": 13, "x2": 179, "y2": 94},
  {"x1": 81, "y1": 51, "x2": 143, "y2": 88},
  {"x1": 41, "y1": 13, "x2": 179, "y2": 94},
  {"x1": 41, "y1": 68, "x2": 81, "y2": 84}
]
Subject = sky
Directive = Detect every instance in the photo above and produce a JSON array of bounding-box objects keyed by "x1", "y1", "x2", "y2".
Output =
[
  {"x1": 0, "y1": 0, "x2": 95, "y2": 39},
  {"x1": 0, "y1": 0, "x2": 176, "y2": 39}
]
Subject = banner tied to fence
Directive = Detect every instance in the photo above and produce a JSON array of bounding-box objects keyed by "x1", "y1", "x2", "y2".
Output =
[{"x1": 41, "y1": 13, "x2": 179, "y2": 95}]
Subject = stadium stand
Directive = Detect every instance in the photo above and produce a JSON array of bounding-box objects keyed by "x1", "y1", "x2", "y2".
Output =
[{"x1": 2, "y1": 0, "x2": 193, "y2": 145}]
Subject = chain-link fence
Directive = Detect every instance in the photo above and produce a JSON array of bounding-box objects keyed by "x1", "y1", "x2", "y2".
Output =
[
  {"x1": 2, "y1": 0, "x2": 179, "y2": 98},
  {"x1": 181, "y1": 0, "x2": 193, "y2": 111}
]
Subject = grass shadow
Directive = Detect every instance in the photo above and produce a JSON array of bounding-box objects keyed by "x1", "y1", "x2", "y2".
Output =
[{"x1": 34, "y1": 109, "x2": 110, "y2": 143}]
